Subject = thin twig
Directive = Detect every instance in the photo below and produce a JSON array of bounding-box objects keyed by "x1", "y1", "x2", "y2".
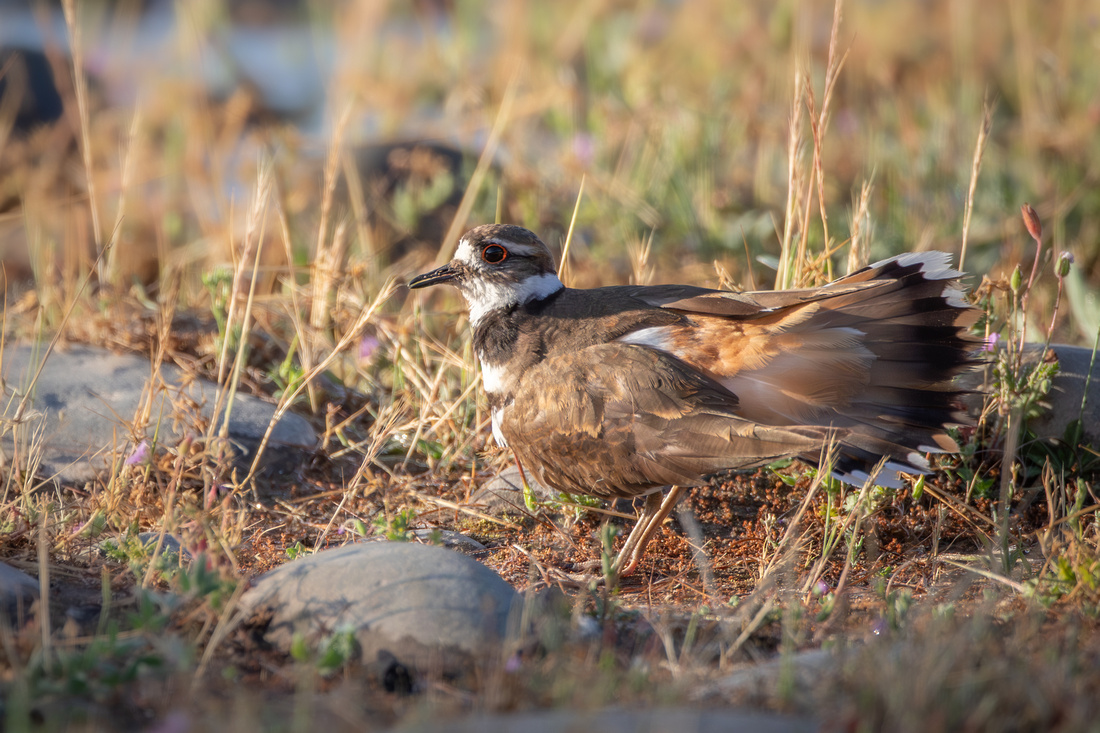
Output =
[{"x1": 558, "y1": 175, "x2": 587, "y2": 283}]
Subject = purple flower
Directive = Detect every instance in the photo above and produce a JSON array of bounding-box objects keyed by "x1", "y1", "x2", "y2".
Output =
[
  {"x1": 125, "y1": 440, "x2": 150, "y2": 466},
  {"x1": 981, "y1": 333, "x2": 1000, "y2": 352},
  {"x1": 359, "y1": 334, "x2": 380, "y2": 361},
  {"x1": 571, "y1": 133, "x2": 595, "y2": 167}
]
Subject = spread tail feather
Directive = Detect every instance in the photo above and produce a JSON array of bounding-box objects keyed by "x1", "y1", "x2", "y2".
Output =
[{"x1": 730, "y1": 251, "x2": 981, "y2": 486}]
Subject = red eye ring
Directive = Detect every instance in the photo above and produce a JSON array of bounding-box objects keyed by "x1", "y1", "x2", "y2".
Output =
[{"x1": 482, "y1": 244, "x2": 508, "y2": 264}]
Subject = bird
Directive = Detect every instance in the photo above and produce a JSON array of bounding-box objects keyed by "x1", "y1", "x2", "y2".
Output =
[{"x1": 409, "y1": 223, "x2": 979, "y2": 575}]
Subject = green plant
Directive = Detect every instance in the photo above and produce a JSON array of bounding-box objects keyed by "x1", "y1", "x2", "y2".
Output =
[
  {"x1": 285, "y1": 540, "x2": 310, "y2": 560},
  {"x1": 25, "y1": 621, "x2": 181, "y2": 703},
  {"x1": 873, "y1": 579, "x2": 914, "y2": 633},
  {"x1": 599, "y1": 521, "x2": 620, "y2": 595},
  {"x1": 288, "y1": 628, "x2": 359, "y2": 678},
  {"x1": 373, "y1": 508, "x2": 417, "y2": 542},
  {"x1": 270, "y1": 336, "x2": 308, "y2": 402},
  {"x1": 201, "y1": 267, "x2": 243, "y2": 356},
  {"x1": 102, "y1": 530, "x2": 185, "y2": 582},
  {"x1": 173, "y1": 555, "x2": 237, "y2": 612}
]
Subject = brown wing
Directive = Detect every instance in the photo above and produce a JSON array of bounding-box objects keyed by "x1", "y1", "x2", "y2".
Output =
[
  {"x1": 500, "y1": 343, "x2": 824, "y2": 499},
  {"x1": 623, "y1": 252, "x2": 979, "y2": 486}
]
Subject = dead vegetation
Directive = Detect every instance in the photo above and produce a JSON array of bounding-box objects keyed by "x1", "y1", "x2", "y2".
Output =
[{"x1": 2, "y1": 0, "x2": 1100, "y2": 730}]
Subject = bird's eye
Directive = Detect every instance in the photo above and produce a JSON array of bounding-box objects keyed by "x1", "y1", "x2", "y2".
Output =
[{"x1": 482, "y1": 244, "x2": 508, "y2": 264}]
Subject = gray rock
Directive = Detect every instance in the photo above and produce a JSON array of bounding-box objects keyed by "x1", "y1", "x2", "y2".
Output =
[
  {"x1": 962, "y1": 343, "x2": 1100, "y2": 445},
  {"x1": 359, "y1": 530, "x2": 486, "y2": 555},
  {"x1": 469, "y1": 465, "x2": 556, "y2": 518},
  {"x1": 390, "y1": 707, "x2": 818, "y2": 733},
  {"x1": 695, "y1": 648, "x2": 834, "y2": 702},
  {"x1": 100, "y1": 532, "x2": 192, "y2": 563},
  {"x1": 0, "y1": 343, "x2": 317, "y2": 483},
  {"x1": 0, "y1": 561, "x2": 39, "y2": 620},
  {"x1": 409, "y1": 529, "x2": 486, "y2": 553},
  {"x1": 239, "y1": 542, "x2": 520, "y2": 673},
  {"x1": 1027, "y1": 344, "x2": 1100, "y2": 445},
  {"x1": 137, "y1": 532, "x2": 191, "y2": 561}
]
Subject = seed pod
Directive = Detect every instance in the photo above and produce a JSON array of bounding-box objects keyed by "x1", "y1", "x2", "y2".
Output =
[{"x1": 1021, "y1": 203, "x2": 1042, "y2": 242}]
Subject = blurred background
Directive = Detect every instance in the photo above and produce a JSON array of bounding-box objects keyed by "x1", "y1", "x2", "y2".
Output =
[{"x1": 1, "y1": 0, "x2": 1097, "y2": 343}]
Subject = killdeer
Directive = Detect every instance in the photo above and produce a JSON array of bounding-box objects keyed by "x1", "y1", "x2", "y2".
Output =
[{"x1": 410, "y1": 224, "x2": 978, "y2": 574}]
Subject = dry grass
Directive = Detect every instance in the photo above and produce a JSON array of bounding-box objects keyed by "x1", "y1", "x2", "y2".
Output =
[{"x1": 2, "y1": 0, "x2": 1100, "y2": 730}]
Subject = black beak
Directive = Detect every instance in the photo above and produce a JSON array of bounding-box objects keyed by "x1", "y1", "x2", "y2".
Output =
[{"x1": 409, "y1": 263, "x2": 459, "y2": 289}]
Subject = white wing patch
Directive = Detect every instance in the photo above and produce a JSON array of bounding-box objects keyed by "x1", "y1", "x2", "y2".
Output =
[{"x1": 618, "y1": 325, "x2": 673, "y2": 352}]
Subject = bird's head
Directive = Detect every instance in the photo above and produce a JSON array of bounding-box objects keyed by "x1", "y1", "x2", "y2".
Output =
[{"x1": 409, "y1": 224, "x2": 564, "y2": 325}]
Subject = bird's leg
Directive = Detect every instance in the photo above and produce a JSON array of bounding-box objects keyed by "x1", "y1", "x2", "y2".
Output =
[
  {"x1": 512, "y1": 451, "x2": 538, "y2": 511},
  {"x1": 613, "y1": 486, "x2": 686, "y2": 577},
  {"x1": 512, "y1": 450, "x2": 529, "y2": 486}
]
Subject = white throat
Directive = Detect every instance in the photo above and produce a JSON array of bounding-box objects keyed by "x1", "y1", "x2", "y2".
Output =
[{"x1": 463, "y1": 272, "x2": 563, "y2": 326}]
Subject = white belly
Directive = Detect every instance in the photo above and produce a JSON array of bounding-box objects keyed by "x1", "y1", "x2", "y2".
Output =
[
  {"x1": 490, "y1": 406, "x2": 509, "y2": 447},
  {"x1": 480, "y1": 362, "x2": 507, "y2": 394}
]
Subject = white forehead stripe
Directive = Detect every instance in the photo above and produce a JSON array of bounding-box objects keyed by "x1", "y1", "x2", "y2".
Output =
[
  {"x1": 490, "y1": 238, "x2": 543, "y2": 257},
  {"x1": 454, "y1": 237, "x2": 477, "y2": 265}
]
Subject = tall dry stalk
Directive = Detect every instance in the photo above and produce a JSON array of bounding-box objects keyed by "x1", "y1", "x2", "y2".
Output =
[
  {"x1": 777, "y1": 0, "x2": 849, "y2": 289},
  {"x1": 959, "y1": 98, "x2": 993, "y2": 272},
  {"x1": 628, "y1": 230, "x2": 655, "y2": 286},
  {"x1": 202, "y1": 160, "x2": 274, "y2": 500},
  {"x1": 558, "y1": 175, "x2": 587, "y2": 285},
  {"x1": 60, "y1": 0, "x2": 105, "y2": 284},
  {"x1": 310, "y1": 102, "x2": 355, "y2": 335},
  {"x1": 776, "y1": 68, "x2": 805, "y2": 290},
  {"x1": 846, "y1": 178, "x2": 874, "y2": 275},
  {"x1": 807, "y1": 0, "x2": 849, "y2": 275}
]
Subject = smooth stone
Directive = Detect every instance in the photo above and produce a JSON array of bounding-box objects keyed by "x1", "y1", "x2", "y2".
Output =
[
  {"x1": 0, "y1": 561, "x2": 39, "y2": 619},
  {"x1": 99, "y1": 532, "x2": 192, "y2": 563},
  {"x1": 961, "y1": 343, "x2": 1100, "y2": 445},
  {"x1": 411, "y1": 526, "x2": 484, "y2": 548},
  {"x1": 136, "y1": 532, "x2": 190, "y2": 561},
  {"x1": 239, "y1": 543, "x2": 521, "y2": 673},
  {"x1": 359, "y1": 530, "x2": 486, "y2": 555},
  {"x1": 0, "y1": 343, "x2": 317, "y2": 483},
  {"x1": 1026, "y1": 344, "x2": 1100, "y2": 445},
  {"x1": 391, "y1": 707, "x2": 818, "y2": 733},
  {"x1": 409, "y1": 529, "x2": 486, "y2": 553},
  {"x1": 694, "y1": 648, "x2": 834, "y2": 702},
  {"x1": 469, "y1": 465, "x2": 557, "y2": 518}
]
